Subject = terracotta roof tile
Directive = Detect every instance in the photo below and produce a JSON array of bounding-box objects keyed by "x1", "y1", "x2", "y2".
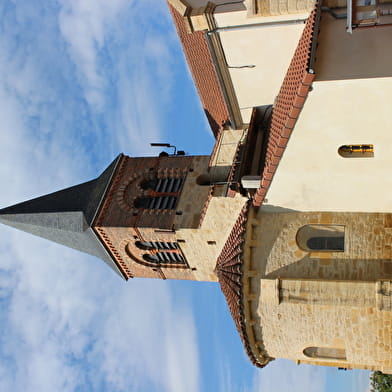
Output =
[
  {"x1": 253, "y1": 1, "x2": 321, "y2": 206},
  {"x1": 215, "y1": 201, "x2": 271, "y2": 367},
  {"x1": 168, "y1": 4, "x2": 230, "y2": 138}
]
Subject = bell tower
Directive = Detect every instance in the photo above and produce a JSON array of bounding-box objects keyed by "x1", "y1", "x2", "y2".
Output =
[
  {"x1": 94, "y1": 152, "x2": 216, "y2": 281},
  {"x1": 0, "y1": 137, "x2": 248, "y2": 282}
]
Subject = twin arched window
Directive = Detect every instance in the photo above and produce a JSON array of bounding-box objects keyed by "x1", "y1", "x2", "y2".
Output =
[
  {"x1": 135, "y1": 241, "x2": 186, "y2": 265},
  {"x1": 297, "y1": 225, "x2": 345, "y2": 252},
  {"x1": 135, "y1": 177, "x2": 184, "y2": 210}
]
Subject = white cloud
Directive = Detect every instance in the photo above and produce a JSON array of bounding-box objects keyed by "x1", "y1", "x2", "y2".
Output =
[
  {"x1": 0, "y1": 1, "x2": 201, "y2": 391},
  {"x1": 351, "y1": 369, "x2": 371, "y2": 392},
  {"x1": 250, "y1": 359, "x2": 327, "y2": 392},
  {"x1": 56, "y1": 0, "x2": 180, "y2": 158},
  {"x1": 0, "y1": 222, "x2": 201, "y2": 392},
  {"x1": 58, "y1": 0, "x2": 130, "y2": 109}
]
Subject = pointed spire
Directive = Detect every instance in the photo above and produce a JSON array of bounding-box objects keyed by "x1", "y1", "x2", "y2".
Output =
[{"x1": 0, "y1": 154, "x2": 126, "y2": 279}]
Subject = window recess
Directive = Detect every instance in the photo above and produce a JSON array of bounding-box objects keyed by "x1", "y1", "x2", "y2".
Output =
[
  {"x1": 338, "y1": 144, "x2": 374, "y2": 158},
  {"x1": 296, "y1": 225, "x2": 345, "y2": 252},
  {"x1": 303, "y1": 347, "x2": 346, "y2": 361}
]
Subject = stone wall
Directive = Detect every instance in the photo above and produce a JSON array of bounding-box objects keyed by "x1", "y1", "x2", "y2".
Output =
[
  {"x1": 241, "y1": 208, "x2": 392, "y2": 373},
  {"x1": 177, "y1": 194, "x2": 248, "y2": 281},
  {"x1": 250, "y1": 210, "x2": 392, "y2": 281},
  {"x1": 94, "y1": 153, "x2": 247, "y2": 281}
]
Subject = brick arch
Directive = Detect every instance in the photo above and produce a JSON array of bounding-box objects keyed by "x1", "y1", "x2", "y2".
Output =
[
  {"x1": 116, "y1": 168, "x2": 188, "y2": 213},
  {"x1": 125, "y1": 241, "x2": 189, "y2": 269}
]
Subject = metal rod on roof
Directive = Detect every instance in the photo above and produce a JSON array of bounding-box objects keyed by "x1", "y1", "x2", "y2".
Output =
[
  {"x1": 150, "y1": 143, "x2": 177, "y2": 155},
  {"x1": 347, "y1": 0, "x2": 353, "y2": 33},
  {"x1": 206, "y1": 18, "x2": 308, "y2": 35},
  {"x1": 150, "y1": 143, "x2": 172, "y2": 148}
]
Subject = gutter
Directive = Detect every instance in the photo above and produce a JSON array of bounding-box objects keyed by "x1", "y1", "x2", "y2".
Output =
[
  {"x1": 347, "y1": 0, "x2": 353, "y2": 33},
  {"x1": 206, "y1": 17, "x2": 307, "y2": 34},
  {"x1": 205, "y1": 30, "x2": 244, "y2": 130}
]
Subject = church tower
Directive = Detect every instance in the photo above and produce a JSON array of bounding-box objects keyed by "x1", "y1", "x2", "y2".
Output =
[
  {"x1": 0, "y1": 129, "x2": 248, "y2": 282},
  {"x1": 91, "y1": 149, "x2": 247, "y2": 282},
  {"x1": 3, "y1": 0, "x2": 392, "y2": 377}
]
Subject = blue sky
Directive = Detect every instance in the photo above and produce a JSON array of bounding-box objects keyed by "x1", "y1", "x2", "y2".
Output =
[{"x1": 0, "y1": 1, "x2": 371, "y2": 391}]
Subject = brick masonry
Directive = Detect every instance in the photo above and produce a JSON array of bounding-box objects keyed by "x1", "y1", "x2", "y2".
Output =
[
  {"x1": 94, "y1": 154, "x2": 209, "y2": 280},
  {"x1": 94, "y1": 152, "x2": 247, "y2": 282}
]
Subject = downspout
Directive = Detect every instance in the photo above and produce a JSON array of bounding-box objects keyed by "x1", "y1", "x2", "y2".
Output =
[{"x1": 204, "y1": 32, "x2": 244, "y2": 130}]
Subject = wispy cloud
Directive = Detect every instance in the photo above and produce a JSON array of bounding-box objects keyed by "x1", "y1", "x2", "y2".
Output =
[
  {"x1": 58, "y1": 0, "x2": 130, "y2": 110},
  {"x1": 349, "y1": 369, "x2": 371, "y2": 392},
  {"x1": 0, "y1": 1, "x2": 200, "y2": 391},
  {"x1": 250, "y1": 359, "x2": 327, "y2": 392},
  {"x1": 57, "y1": 0, "x2": 179, "y2": 156},
  {"x1": 0, "y1": 236, "x2": 200, "y2": 391}
]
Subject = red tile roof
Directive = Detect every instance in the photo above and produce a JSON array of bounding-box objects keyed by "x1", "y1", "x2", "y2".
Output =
[
  {"x1": 168, "y1": 4, "x2": 230, "y2": 138},
  {"x1": 253, "y1": 1, "x2": 321, "y2": 207},
  {"x1": 215, "y1": 201, "x2": 272, "y2": 367},
  {"x1": 215, "y1": 2, "x2": 321, "y2": 368}
]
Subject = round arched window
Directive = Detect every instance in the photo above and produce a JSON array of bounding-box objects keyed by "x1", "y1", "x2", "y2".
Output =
[
  {"x1": 338, "y1": 144, "x2": 374, "y2": 158},
  {"x1": 303, "y1": 346, "x2": 346, "y2": 360},
  {"x1": 296, "y1": 225, "x2": 345, "y2": 252}
]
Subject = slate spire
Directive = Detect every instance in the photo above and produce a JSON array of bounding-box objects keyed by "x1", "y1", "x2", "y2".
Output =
[{"x1": 0, "y1": 154, "x2": 125, "y2": 278}]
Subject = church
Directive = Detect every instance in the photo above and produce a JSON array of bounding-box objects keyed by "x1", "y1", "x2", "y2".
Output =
[{"x1": 1, "y1": 0, "x2": 392, "y2": 374}]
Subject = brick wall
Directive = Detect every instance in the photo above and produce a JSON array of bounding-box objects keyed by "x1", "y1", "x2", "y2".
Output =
[{"x1": 94, "y1": 154, "x2": 209, "y2": 280}]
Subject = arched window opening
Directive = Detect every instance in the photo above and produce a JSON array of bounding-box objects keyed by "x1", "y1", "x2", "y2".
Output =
[
  {"x1": 137, "y1": 241, "x2": 187, "y2": 266},
  {"x1": 140, "y1": 179, "x2": 158, "y2": 190},
  {"x1": 338, "y1": 144, "x2": 374, "y2": 158},
  {"x1": 142, "y1": 251, "x2": 185, "y2": 265},
  {"x1": 134, "y1": 196, "x2": 178, "y2": 210},
  {"x1": 141, "y1": 177, "x2": 184, "y2": 193},
  {"x1": 134, "y1": 197, "x2": 152, "y2": 209},
  {"x1": 296, "y1": 225, "x2": 345, "y2": 252},
  {"x1": 136, "y1": 241, "x2": 179, "y2": 250},
  {"x1": 135, "y1": 176, "x2": 184, "y2": 210},
  {"x1": 306, "y1": 236, "x2": 344, "y2": 251},
  {"x1": 143, "y1": 253, "x2": 160, "y2": 263},
  {"x1": 135, "y1": 241, "x2": 154, "y2": 250},
  {"x1": 303, "y1": 347, "x2": 346, "y2": 360}
]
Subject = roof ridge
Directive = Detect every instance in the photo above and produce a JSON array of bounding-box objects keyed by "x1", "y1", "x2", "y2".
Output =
[
  {"x1": 215, "y1": 201, "x2": 271, "y2": 368},
  {"x1": 253, "y1": 1, "x2": 322, "y2": 206}
]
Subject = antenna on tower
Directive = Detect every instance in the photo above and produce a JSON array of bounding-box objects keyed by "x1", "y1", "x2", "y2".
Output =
[{"x1": 150, "y1": 143, "x2": 185, "y2": 156}]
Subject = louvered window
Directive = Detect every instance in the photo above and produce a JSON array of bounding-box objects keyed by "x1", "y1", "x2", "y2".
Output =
[
  {"x1": 143, "y1": 252, "x2": 185, "y2": 264},
  {"x1": 136, "y1": 241, "x2": 186, "y2": 265},
  {"x1": 136, "y1": 177, "x2": 184, "y2": 210}
]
